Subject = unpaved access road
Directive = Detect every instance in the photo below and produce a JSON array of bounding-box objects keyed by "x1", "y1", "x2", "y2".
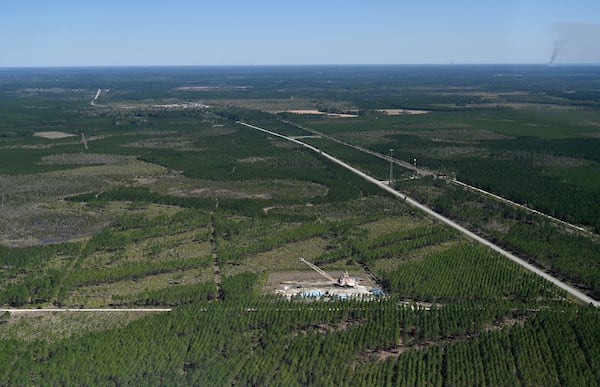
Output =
[
  {"x1": 90, "y1": 88, "x2": 102, "y2": 105},
  {"x1": 239, "y1": 121, "x2": 600, "y2": 307}
]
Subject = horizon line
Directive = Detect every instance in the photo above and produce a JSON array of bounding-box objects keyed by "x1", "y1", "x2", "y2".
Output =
[{"x1": 1, "y1": 62, "x2": 600, "y2": 69}]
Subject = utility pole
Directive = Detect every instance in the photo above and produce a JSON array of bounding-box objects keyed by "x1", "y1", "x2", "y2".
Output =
[
  {"x1": 413, "y1": 157, "x2": 418, "y2": 178},
  {"x1": 389, "y1": 148, "x2": 394, "y2": 186}
]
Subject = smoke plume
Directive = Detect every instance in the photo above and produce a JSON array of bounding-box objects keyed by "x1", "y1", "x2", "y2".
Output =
[
  {"x1": 549, "y1": 22, "x2": 600, "y2": 64},
  {"x1": 549, "y1": 40, "x2": 562, "y2": 65}
]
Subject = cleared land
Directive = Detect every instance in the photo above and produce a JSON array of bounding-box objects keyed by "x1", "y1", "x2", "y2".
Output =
[{"x1": 1, "y1": 66, "x2": 600, "y2": 385}]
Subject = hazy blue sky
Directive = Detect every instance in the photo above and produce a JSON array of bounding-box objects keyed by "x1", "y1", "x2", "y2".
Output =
[{"x1": 1, "y1": 0, "x2": 599, "y2": 66}]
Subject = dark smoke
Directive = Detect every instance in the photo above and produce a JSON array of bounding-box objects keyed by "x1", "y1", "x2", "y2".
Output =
[
  {"x1": 549, "y1": 22, "x2": 600, "y2": 65},
  {"x1": 549, "y1": 40, "x2": 563, "y2": 65}
]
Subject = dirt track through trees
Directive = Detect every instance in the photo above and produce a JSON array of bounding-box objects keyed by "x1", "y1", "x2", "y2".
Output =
[{"x1": 210, "y1": 211, "x2": 223, "y2": 300}]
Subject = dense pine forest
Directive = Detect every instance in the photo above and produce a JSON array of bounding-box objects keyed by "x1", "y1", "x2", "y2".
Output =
[{"x1": 1, "y1": 66, "x2": 599, "y2": 385}]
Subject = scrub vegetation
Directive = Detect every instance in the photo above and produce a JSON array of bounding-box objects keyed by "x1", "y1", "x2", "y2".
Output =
[{"x1": 0, "y1": 65, "x2": 599, "y2": 385}]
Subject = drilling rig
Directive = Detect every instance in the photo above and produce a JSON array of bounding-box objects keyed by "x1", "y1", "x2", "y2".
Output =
[{"x1": 299, "y1": 258, "x2": 356, "y2": 287}]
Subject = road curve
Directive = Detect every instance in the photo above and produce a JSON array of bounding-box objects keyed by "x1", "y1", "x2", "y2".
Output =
[{"x1": 239, "y1": 121, "x2": 600, "y2": 307}]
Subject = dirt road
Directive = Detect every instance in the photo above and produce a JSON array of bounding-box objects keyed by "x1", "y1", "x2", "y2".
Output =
[
  {"x1": 239, "y1": 121, "x2": 600, "y2": 307},
  {"x1": 90, "y1": 88, "x2": 102, "y2": 105}
]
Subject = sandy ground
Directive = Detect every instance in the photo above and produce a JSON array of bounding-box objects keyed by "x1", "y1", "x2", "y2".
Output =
[
  {"x1": 33, "y1": 131, "x2": 77, "y2": 139},
  {"x1": 266, "y1": 270, "x2": 382, "y2": 300}
]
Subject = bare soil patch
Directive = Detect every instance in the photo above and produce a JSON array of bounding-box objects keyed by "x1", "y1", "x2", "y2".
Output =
[
  {"x1": 486, "y1": 219, "x2": 510, "y2": 234},
  {"x1": 262, "y1": 206, "x2": 279, "y2": 214},
  {"x1": 238, "y1": 156, "x2": 273, "y2": 163},
  {"x1": 271, "y1": 270, "x2": 376, "y2": 285},
  {"x1": 33, "y1": 131, "x2": 76, "y2": 139},
  {"x1": 266, "y1": 268, "x2": 379, "y2": 297}
]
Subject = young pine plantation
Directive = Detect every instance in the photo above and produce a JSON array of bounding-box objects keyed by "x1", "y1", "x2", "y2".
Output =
[{"x1": 0, "y1": 66, "x2": 599, "y2": 385}]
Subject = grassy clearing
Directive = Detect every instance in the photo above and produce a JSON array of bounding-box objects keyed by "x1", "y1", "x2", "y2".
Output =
[
  {"x1": 79, "y1": 231, "x2": 211, "y2": 269},
  {"x1": 0, "y1": 311, "x2": 149, "y2": 343},
  {"x1": 360, "y1": 216, "x2": 430, "y2": 238},
  {"x1": 52, "y1": 156, "x2": 170, "y2": 181},
  {"x1": 0, "y1": 203, "x2": 107, "y2": 247},
  {"x1": 371, "y1": 240, "x2": 464, "y2": 274},
  {"x1": 64, "y1": 267, "x2": 213, "y2": 307},
  {"x1": 126, "y1": 137, "x2": 199, "y2": 151},
  {"x1": 146, "y1": 176, "x2": 328, "y2": 202},
  {"x1": 226, "y1": 237, "x2": 330, "y2": 276},
  {"x1": 0, "y1": 157, "x2": 175, "y2": 247},
  {"x1": 0, "y1": 202, "x2": 185, "y2": 249},
  {"x1": 123, "y1": 202, "x2": 184, "y2": 219}
]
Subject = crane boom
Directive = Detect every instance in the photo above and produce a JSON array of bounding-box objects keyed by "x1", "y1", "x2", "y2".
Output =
[{"x1": 299, "y1": 258, "x2": 336, "y2": 283}]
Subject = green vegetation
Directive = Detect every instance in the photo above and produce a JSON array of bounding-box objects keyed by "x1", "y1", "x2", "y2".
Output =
[
  {"x1": 1, "y1": 65, "x2": 599, "y2": 384},
  {"x1": 298, "y1": 110, "x2": 600, "y2": 232}
]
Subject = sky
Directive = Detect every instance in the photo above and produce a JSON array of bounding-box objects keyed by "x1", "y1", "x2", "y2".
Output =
[{"x1": 1, "y1": 0, "x2": 599, "y2": 67}]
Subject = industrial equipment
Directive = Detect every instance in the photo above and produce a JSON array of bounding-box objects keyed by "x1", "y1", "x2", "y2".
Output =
[{"x1": 299, "y1": 258, "x2": 356, "y2": 287}]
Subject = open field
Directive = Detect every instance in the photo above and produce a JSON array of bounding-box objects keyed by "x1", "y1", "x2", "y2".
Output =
[
  {"x1": 0, "y1": 311, "x2": 151, "y2": 343},
  {"x1": 1, "y1": 65, "x2": 600, "y2": 385}
]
